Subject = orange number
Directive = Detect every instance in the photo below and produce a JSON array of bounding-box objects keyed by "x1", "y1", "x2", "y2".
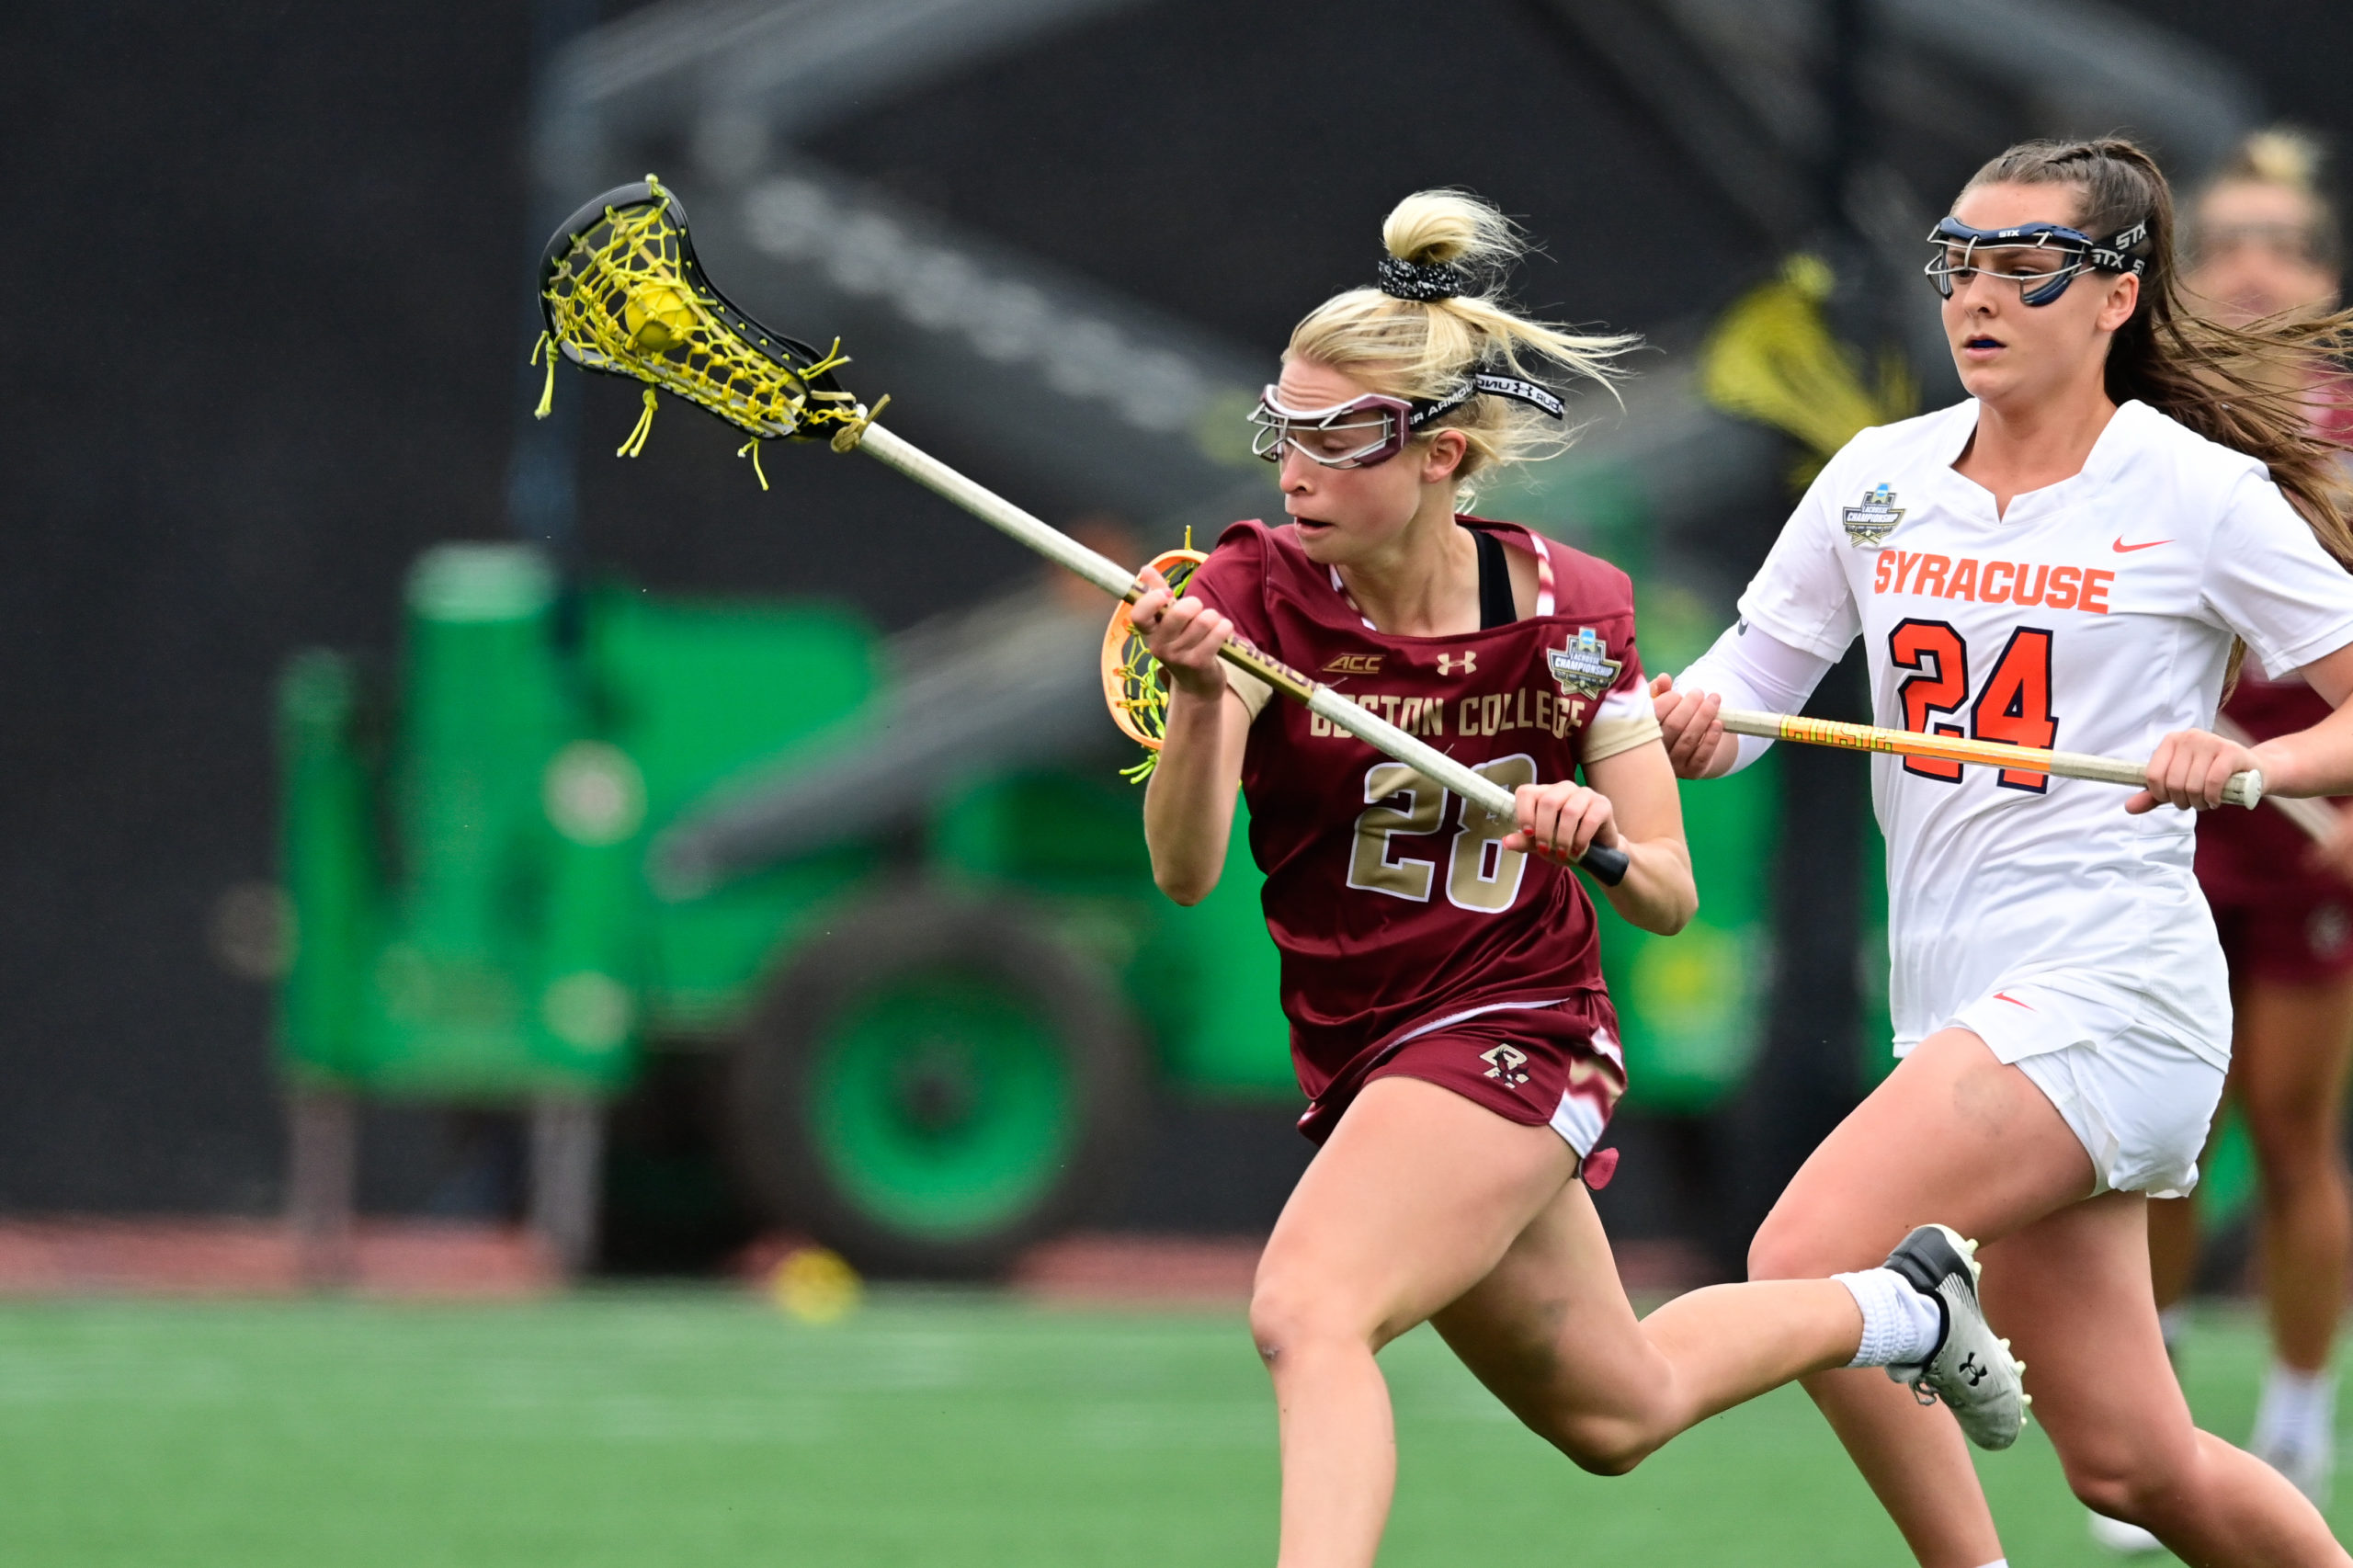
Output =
[
  {"x1": 1971, "y1": 628, "x2": 2058, "y2": 791},
  {"x1": 1888, "y1": 619, "x2": 1967, "y2": 782}
]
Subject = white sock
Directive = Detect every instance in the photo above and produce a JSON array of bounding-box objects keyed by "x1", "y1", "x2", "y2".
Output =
[
  {"x1": 1834, "y1": 1267, "x2": 1945, "y2": 1369},
  {"x1": 2254, "y1": 1363, "x2": 2336, "y2": 1453},
  {"x1": 1972, "y1": 1560, "x2": 2009, "y2": 1568}
]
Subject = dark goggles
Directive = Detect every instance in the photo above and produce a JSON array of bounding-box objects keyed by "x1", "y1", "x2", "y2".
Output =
[{"x1": 1923, "y1": 215, "x2": 2150, "y2": 307}]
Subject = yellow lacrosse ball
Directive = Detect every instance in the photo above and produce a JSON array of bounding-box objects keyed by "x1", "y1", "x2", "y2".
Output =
[
  {"x1": 769, "y1": 1244, "x2": 862, "y2": 1324},
  {"x1": 623, "y1": 282, "x2": 698, "y2": 351}
]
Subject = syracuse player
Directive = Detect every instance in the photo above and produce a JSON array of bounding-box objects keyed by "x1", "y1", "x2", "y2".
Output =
[
  {"x1": 1657, "y1": 138, "x2": 2353, "y2": 1565},
  {"x1": 1131, "y1": 189, "x2": 2018, "y2": 1568}
]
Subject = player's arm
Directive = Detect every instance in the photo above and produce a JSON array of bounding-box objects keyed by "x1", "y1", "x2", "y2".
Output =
[
  {"x1": 1653, "y1": 621, "x2": 1837, "y2": 779},
  {"x1": 1504, "y1": 744, "x2": 1695, "y2": 935},
  {"x1": 2138, "y1": 639, "x2": 2353, "y2": 811},
  {"x1": 1132, "y1": 566, "x2": 1250, "y2": 904},
  {"x1": 2144, "y1": 478, "x2": 2353, "y2": 812},
  {"x1": 1653, "y1": 456, "x2": 1854, "y2": 778}
]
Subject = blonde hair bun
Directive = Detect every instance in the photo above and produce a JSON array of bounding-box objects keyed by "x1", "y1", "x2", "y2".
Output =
[
  {"x1": 1381, "y1": 189, "x2": 1522, "y2": 276},
  {"x1": 2199, "y1": 126, "x2": 2340, "y2": 270},
  {"x1": 2229, "y1": 128, "x2": 2325, "y2": 193},
  {"x1": 1285, "y1": 189, "x2": 1636, "y2": 502}
]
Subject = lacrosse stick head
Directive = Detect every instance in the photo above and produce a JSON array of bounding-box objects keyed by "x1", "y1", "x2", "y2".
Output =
[
  {"x1": 1102, "y1": 545, "x2": 1211, "y2": 777},
  {"x1": 538, "y1": 177, "x2": 872, "y2": 449}
]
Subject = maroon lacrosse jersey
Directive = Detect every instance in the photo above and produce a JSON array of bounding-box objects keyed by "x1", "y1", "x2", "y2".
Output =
[
  {"x1": 2196, "y1": 384, "x2": 2353, "y2": 927},
  {"x1": 1187, "y1": 516, "x2": 1655, "y2": 1111},
  {"x1": 2199, "y1": 671, "x2": 2337, "y2": 907},
  {"x1": 2196, "y1": 666, "x2": 2353, "y2": 984}
]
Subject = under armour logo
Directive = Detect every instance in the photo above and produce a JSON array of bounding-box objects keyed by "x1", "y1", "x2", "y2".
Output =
[
  {"x1": 1480, "y1": 1043, "x2": 1529, "y2": 1085},
  {"x1": 1436, "y1": 651, "x2": 1477, "y2": 676},
  {"x1": 1959, "y1": 1352, "x2": 1985, "y2": 1387}
]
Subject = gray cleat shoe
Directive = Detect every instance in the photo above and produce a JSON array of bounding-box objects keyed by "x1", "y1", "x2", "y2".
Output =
[{"x1": 1881, "y1": 1222, "x2": 2029, "y2": 1450}]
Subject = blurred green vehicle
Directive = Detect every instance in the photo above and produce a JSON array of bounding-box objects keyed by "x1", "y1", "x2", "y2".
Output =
[{"x1": 277, "y1": 541, "x2": 1778, "y2": 1276}]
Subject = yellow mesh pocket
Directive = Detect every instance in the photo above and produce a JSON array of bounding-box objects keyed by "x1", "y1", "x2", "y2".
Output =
[{"x1": 536, "y1": 176, "x2": 883, "y2": 465}]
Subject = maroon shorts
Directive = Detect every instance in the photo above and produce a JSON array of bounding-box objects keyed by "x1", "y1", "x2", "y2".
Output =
[
  {"x1": 2198, "y1": 783, "x2": 2353, "y2": 984},
  {"x1": 1295, "y1": 993, "x2": 1626, "y2": 1153},
  {"x1": 2213, "y1": 895, "x2": 2353, "y2": 986}
]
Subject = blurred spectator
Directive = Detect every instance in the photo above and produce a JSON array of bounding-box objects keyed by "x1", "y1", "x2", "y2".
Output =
[{"x1": 2148, "y1": 128, "x2": 2353, "y2": 1514}]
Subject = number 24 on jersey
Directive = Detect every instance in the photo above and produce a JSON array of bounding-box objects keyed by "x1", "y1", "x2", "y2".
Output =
[{"x1": 1889, "y1": 618, "x2": 2057, "y2": 790}]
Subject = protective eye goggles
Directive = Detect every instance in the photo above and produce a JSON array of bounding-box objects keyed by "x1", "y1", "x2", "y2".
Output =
[
  {"x1": 1923, "y1": 215, "x2": 2149, "y2": 307},
  {"x1": 2189, "y1": 220, "x2": 2331, "y2": 270},
  {"x1": 1247, "y1": 373, "x2": 1565, "y2": 469}
]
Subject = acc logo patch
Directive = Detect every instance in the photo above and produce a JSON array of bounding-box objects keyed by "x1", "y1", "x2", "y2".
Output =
[
  {"x1": 1546, "y1": 628, "x2": 1621, "y2": 699},
  {"x1": 1322, "y1": 652, "x2": 1382, "y2": 676},
  {"x1": 1842, "y1": 483, "x2": 1904, "y2": 546}
]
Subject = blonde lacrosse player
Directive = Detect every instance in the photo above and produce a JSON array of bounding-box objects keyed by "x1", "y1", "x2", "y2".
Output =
[
  {"x1": 1130, "y1": 188, "x2": 2018, "y2": 1568},
  {"x1": 1657, "y1": 137, "x2": 2353, "y2": 1566}
]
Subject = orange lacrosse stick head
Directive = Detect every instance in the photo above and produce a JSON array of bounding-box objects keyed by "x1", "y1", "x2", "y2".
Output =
[{"x1": 1102, "y1": 546, "x2": 1211, "y2": 773}]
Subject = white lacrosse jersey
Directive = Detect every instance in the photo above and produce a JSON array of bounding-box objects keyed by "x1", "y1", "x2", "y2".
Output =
[{"x1": 1736, "y1": 398, "x2": 2353, "y2": 1061}]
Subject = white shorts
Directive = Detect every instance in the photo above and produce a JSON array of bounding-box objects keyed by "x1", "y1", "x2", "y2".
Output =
[{"x1": 1948, "y1": 980, "x2": 2227, "y2": 1199}]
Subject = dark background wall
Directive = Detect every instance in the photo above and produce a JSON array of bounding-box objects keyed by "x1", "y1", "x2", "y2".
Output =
[
  {"x1": 4, "y1": 0, "x2": 539, "y2": 1210},
  {"x1": 6, "y1": 0, "x2": 2353, "y2": 1217},
  {"x1": 562, "y1": 0, "x2": 1764, "y2": 655}
]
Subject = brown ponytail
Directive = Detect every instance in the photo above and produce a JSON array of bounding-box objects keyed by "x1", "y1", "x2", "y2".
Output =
[{"x1": 1961, "y1": 138, "x2": 2353, "y2": 570}]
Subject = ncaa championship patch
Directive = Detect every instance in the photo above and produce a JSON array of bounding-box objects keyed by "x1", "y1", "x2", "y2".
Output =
[
  {"x1": 1547, "y1": 628, "x2": 1621, "y2": 699},
  {"x1": 1842, "y1": 483, "x2": 1904, "y2": 546}
]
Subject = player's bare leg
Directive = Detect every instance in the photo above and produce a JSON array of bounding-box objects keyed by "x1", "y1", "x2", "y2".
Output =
[
  {"x1": 2151, "y1": 973, "x2": 2353, "y2": 1508},
  {"x1": 1752, "y1": 1026, "x2": 2349, "y2": 1567},
  {"x1": 1254, "y1": 1074, "x2": 1974, "y2": 1568},
  {"x1": 2241, "y1": 979, "x2": 2353, "y2": 1502},
  {"x1": 1429, "y1": 1163, "x2": 1867, "y2": 1472},
  {"x1": 1253, "y1": 1077, "x2": 1590, "y2": 1568},
  {"x1": 2151, "y1": 977, "x2": 2353, "y2": 1365},
  {"x1": 1750, "y1": 1028, "x2": 2089, "y2": 1566},
  {"x1": 2108, "y1": 1111, "x2": 2217, "y2": 1552},
  {"x1": 1983, "y1": 1190, "x2": 2349, "y2": 1563},
  {"x1": 2145, "y1": 1119, "x2": 2216, "y2": 1309},
  {"x1": 2230, "y1": 980, "x2": 2353, "y2": 1375}
]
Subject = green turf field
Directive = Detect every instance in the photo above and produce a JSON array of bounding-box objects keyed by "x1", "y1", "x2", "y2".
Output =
[{"x1": 0, "y1": 1290, "x2": 2333, "y2": 1565}]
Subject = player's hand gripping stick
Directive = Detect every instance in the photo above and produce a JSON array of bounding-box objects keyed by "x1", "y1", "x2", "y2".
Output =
[
  {"x1": 1714, "y1": 708, "x2": 2266, "y2": 808},
  {"x1": 858, "y1": 427, "x2": 1630, "y2": 885},
  {"x1": 532, "y1": 179, "x2": 1629, "y2": 886},
  {"x1": 2212, "y1": 715, "x2": 2336, "y2": 837}
]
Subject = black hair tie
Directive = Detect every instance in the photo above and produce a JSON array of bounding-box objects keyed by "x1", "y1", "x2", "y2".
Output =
[{"x1": 1377, "y1": 255, "x2": 1468, "y2": 301}]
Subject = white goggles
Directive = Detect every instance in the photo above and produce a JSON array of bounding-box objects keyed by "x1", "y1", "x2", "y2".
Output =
[
  {"x1": 1248, "y1": 388, "x2": 1418, "y2": 468},
  {"x1": 1246, "y1": 374, "x2": 1564, "y2": 470}
]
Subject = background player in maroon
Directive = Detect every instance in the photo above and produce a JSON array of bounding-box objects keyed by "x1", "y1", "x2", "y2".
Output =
[
  {"x1": 2125, "y1": 130, "x2": 2353, "y2": 1528},
  {"x1": 1130, "y1": 190, "x2": 2018, "y2": 1568}
]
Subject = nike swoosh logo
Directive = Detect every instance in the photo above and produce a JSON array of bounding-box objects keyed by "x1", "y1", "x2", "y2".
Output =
[
  {"x1": 1994, "y1": 991, "x2": 2034, "y2": 1009},
  {"x1": 2111, "y1": 537, "x2": 2171, "y2": 553}
]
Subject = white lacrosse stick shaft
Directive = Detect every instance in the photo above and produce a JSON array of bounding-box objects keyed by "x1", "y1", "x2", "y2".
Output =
[{"x1": 853, "y1": 423, "x2": 1629, "y2": 882}]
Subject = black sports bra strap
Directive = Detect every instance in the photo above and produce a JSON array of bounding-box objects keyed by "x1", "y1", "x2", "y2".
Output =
[{"x1": 1472, "y1": 526, "x2": 1516, "y2": 629}]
